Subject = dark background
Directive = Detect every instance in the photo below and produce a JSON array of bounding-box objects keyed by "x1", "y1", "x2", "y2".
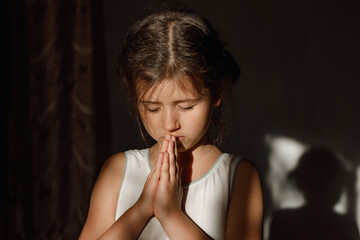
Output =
[
  {"x1": 105, "y1": 0, "x2": 360, "y2": 167},
  {"x1": 3, "y1": 0, "x2": 360, "y2": 239}
]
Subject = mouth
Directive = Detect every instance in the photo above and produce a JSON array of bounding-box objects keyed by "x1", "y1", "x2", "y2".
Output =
[
  {"x1": 162, "y1": 135, "x2": 184, "y2": 142},
  {"x1": 175, "y1": 136, "x2": 185, "y2": 142}
]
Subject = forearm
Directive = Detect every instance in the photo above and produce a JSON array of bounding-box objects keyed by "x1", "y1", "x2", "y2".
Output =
[
  {"x1": 159, "y1": 211, "x2": 210, "y2": 240},
  {"x1": 98, "y1": 202, "x2": 150, "y2": 240}
]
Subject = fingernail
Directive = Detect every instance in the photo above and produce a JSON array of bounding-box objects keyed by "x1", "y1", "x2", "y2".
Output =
[
  {"x1": 165, "y1": 134, "x2": 171, "y2": 140},
  {"x1": 171, "y1": 135, "x2": 176, "y2": 141}
]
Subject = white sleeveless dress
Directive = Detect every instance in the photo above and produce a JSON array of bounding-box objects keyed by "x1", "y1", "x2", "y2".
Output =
[{"x1": 115, "y1": 148, "x2": 241, "y2": 240}]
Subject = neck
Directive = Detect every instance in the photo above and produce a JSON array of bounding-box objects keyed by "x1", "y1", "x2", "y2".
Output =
[
  {"x1": 178, "y1": 134, "x2": 210, "y2": 163},
  {"x1": 177, "y1": 135, "x2": 219, "y2": 184}
]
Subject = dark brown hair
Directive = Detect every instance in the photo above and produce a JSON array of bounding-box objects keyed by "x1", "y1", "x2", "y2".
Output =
[{"x1": 117, "y1": 9, "x2": 240, "y2": 145}]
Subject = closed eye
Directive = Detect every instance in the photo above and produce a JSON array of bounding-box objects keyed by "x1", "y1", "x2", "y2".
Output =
[
  {"x1": 145, "y1": 107, "x2": 160, "y2": 113},
  {"x1": 179, "y1": 105, "x2": 195, "y2": 111},
  {"x1": 141, "y1": 102, "x2": 160, "y2": 113}
]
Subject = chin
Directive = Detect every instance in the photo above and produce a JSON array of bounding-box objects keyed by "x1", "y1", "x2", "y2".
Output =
[
  {"x1": 176, "y1": 142, "x2": 187, "y2": 152},
  {"x1": 177, "y1": 141, "x2": 198, "y2": 153}
]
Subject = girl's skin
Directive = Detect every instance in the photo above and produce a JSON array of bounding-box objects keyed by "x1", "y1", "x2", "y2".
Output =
[{"x1": 79, "y1": 79, "x2": 263, "y2": 240}]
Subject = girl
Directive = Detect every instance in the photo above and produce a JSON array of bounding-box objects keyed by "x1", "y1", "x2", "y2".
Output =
[{"x1": 80, "y1": 10, "x2": 263, "y2": 240}]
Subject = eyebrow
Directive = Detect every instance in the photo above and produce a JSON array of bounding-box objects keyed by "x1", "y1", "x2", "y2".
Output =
[{"x1": 140, "y1": 97, "x2": 202, "y2": 104}]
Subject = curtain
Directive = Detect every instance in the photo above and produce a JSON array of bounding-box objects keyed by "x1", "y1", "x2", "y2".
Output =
[{"x1": 5, "y1": 0, "x2": 109, "y2": 239}]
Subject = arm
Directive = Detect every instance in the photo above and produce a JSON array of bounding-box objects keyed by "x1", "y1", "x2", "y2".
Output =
[
  {"x1": 79, "y1": 151, "x2": 164, "y2": 240},
  {"x1": 226, "y1": 159, "x2": 263, "y2": 240},
  {"x1": 160, "y1": 210, "x2": 210, "y2": 240},
  {"x1": 79, "y1": 153, "x2": 126, "y2": 239}
]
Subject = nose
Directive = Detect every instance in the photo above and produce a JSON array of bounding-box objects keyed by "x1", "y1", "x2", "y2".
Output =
[{"x1": 163, "y1": 109, "x2": 180, "y2": 132}]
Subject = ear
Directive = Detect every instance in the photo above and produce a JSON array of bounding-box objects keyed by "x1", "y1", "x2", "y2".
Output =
[{"x1": 213, "y1": 98, "x2": 221, "y2": 107}]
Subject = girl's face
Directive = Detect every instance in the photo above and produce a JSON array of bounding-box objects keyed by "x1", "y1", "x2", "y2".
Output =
[{"x1": 138, "y1": 78, "x2": 217, "y2": 152}]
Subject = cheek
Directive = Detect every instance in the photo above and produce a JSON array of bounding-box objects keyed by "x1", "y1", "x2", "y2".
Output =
[
  {"x1": 200, "y1": 104, "x2": 212, "y2": 123},
  {"x1": 140, "y1": 113, "x2": 160, "y2": 136},
  {"x1": 187, "y1": 107, "x2": 212, "y2": 131}
]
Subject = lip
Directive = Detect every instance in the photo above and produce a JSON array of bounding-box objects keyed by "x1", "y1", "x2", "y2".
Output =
[
  {"x1": 174, "y1": 136, "x2": 185, "y2": 141},
  {"x1": 161, "y1": 135, "x2": 184, "y2": 141}
]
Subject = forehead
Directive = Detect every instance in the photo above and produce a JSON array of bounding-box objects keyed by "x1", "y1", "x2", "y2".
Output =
[{"x1": 139, "y1": 78, "x2": 203, "y2": 101}]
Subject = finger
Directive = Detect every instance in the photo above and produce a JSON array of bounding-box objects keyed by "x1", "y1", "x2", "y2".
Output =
[
  {"x1": 170, "y1": 135, "x2": 176, "y2": 150},
  {"x1": 169, "y1": 135, "x2": 178, "y2": 161},
  {"x1": 165, "y1": 134, "x2": 171, "y2": 141},
  {"x1": 174, "y1": 137, "x2": 178, "y2": 161},
  {"x1": 161, "y1": 152, "x2": 170, "y2": 181},
  {"x1": 155, "y1": 152, "x2": 164, "y2": 172},
  {"x1": 160, "y1": 138, "x2": 169, "y2": 153},
  {"x1": 150, "y1": 150, "x2": 163, "y2": 173},
  {"x1": 169, "y1": 142, "x2": 176, "y2": 181},
  {"x1": 174, "y1": 160, "x2": 179, "y2": 177},
  {"x1": 167, "y1": 136, "x2": 173, "y2": 153},
  {"x1": 148, "y1": 153, "x2": 163, "y2": 186},
  {"x1": 168, "y1": 140, "x2": 175, "y2": 165}
]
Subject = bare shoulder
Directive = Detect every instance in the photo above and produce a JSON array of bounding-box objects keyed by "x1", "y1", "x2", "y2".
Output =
[
  {"x1": 226, "y1": 158, "x2": 263, "y2": 240},
  {"x1": 100, "y1": 152, "x2": 126, "y2": 179},
  {"x1": 235, "y1": 158, "x2": 260, "y2": 181},
  {"x1": 79, "y1": 152, "x2": 126, "y2": 239},
  {"x1": 94, "y1": 152, "x2": 126, "y2": 194}
]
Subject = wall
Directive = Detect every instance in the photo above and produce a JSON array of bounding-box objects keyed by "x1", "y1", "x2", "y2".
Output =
[{"x1": 102, "y1": 0, "x2": 360, "y2": 237}]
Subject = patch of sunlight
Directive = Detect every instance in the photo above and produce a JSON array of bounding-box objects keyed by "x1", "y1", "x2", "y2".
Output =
[
  {"x1": 334, "y1": 189, "x2": 348, "y2": 214},
  {"x1": 265, "y1": 134, "x2": 307, "y2": 209},
  {"x1": 356, "y1": 166, "x2": 360, "y2": 232}
]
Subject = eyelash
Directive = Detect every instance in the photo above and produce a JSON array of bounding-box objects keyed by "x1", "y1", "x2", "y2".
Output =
[
  {"x1": 179, "y1": 105, "x2": 194, "y2": 111},
  {"x1": 146, "y1": 108, "x2": 160, "y2": 113},
  {"x1": 144, "y1": 105, "x2": 195, "y2": 113}
]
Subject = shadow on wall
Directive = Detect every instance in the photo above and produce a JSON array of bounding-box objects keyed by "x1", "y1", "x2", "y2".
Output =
[{"x1": 265, "y1": 136, "x2": 360, "y2": 240}]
